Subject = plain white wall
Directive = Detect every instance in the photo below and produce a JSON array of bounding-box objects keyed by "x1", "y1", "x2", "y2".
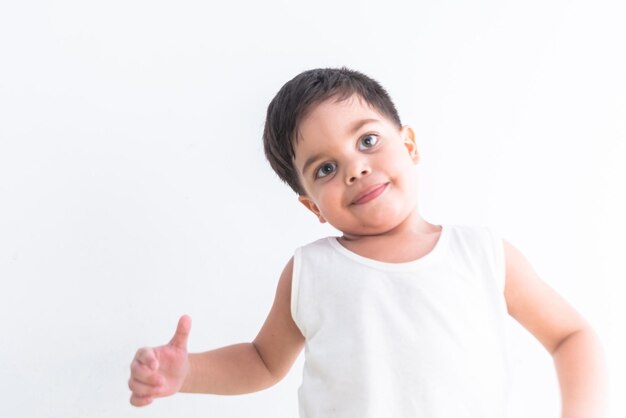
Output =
[{"x1": 1, "y1": 0, "x2": 624, "y2": 417}]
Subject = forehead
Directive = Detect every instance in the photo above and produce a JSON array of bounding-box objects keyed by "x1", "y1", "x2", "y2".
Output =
[
  {"x1": 297, "y1": 95, "x2": 381, "y2": 141},
  {"x1": 294, "y1": 95, "x2": 386, "y2": 158}
]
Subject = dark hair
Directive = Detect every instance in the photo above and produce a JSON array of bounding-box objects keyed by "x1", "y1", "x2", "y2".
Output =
[{"x1": 262, "y1": 66, "x2": 402, "y2": 195}]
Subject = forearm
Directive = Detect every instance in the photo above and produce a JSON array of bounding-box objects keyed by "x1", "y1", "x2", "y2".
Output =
[
  {"x1": 180, "y1": 342, "x2": 277, "y2": 395},
  {"x1": 552, "y1": 327, "x2": 608, "y2": 418}
]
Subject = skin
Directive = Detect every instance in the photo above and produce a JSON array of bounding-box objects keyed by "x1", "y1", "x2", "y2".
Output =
[
  {"x1": 129, "y1": 94, "x2": 607, "y2": 417},
  {"x1": 294, "y1": 94, "x2": 442, "y2": 263}
]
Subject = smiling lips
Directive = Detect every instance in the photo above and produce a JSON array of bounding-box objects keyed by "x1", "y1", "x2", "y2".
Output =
[{"x1": 351, "y1": 183, "x2": 389, "y2": 205}]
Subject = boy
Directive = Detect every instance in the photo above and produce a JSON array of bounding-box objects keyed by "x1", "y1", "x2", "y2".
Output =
[{"x1": 128, "y1": 67, "x2": 607, "y2": 417}]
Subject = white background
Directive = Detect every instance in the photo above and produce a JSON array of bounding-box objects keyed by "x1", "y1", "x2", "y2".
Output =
[{"x1": 1, "y1": 0, "x2": 624, "y2": 417}]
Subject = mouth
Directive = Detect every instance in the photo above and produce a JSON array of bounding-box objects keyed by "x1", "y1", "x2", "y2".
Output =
[{"x1": 351, "y1": 183, "x2": 389, "y2": 205}]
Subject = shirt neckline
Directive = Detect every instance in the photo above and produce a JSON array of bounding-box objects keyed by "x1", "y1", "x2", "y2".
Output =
[{"x1": 326, "y1": 224, "x2": 451, "y2": 271}]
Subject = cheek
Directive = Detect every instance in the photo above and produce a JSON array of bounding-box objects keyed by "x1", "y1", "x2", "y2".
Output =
[
  {"x1": 390, "y1": 149, "x2": 416, "y2": 171},
  {"x1": 401, "y1": 171, "x2": 419, "y2": 203},
  {"x1": 386, "y1": 156, "x2": 417, "y2": 189},
  {"x1": 317, "y1": 184, "x2": 343, "y2": 211}
]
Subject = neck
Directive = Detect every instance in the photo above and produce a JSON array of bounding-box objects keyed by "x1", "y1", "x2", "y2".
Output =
[
  {"x1": 340, "y1": 207, "x2": 438, "y2": 243},
  {"x1": 336, "y1": 208, "x2": 443, "y2": 264}
]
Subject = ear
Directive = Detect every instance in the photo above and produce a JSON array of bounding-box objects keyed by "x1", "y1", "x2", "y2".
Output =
[
  {"x1": 298, "y1": 195, "x2": 327, "y2": 223},
  {"x1": 401, "y1": 125, "x2": 419, "y2": 164}
]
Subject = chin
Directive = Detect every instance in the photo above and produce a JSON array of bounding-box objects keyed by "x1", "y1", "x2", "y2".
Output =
[{"x1": 350, "y1": 220, "x2": 403, "y2": 236}]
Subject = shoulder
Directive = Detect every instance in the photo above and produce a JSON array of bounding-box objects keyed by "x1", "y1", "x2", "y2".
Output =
[
  {"x1": 296, "y1": 236, "x2": 334, "y2": 250},
  {"x1": 443, "y1": 223, "x2": 502, "y2": 255},
  {"x1": 443, "y1": 223, "x2": 494, "y2": 240},
  {"x1": 293, "y1": 236, "x2": 337, "y2": 263},
  {"x1": 443, "y1": 223, "x2": 506, "y2": 285}
]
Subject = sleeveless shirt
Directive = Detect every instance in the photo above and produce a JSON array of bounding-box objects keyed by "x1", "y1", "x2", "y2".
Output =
[{"x1": 291, "y1": 224, "x2": 512, "y2": 417}]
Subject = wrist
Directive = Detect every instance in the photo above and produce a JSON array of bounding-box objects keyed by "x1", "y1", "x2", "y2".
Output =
[{"x1": 178, "y1": 353, "x2": 193, "y2": 393}]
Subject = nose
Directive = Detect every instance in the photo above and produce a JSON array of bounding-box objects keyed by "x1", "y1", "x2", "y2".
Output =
[{"x1": 345, "y1": 160, "x2": 371, "y2": 185}]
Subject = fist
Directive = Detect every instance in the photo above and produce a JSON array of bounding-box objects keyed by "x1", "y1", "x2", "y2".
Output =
[{"x1": 128, "y1": 315, "x2": 192, "y2": 407}]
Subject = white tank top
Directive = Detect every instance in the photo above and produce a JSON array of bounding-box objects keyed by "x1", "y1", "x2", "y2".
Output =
[{"x1": 291, "y1": 224, "x2": 512, "y2": 418}]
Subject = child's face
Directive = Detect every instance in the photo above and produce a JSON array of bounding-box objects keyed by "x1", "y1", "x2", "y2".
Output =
[{"x1": 294, "y1": 94, "x2": 420, "y2": 238}]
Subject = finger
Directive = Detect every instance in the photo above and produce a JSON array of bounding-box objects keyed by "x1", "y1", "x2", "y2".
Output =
[
  {"x1": 130, "y1": 361, "x2": 163, "y2": 386},
  {"x1": 168, "y1": 314, "x2": 191, "y2": 349},
  {"x1": 128, "y1": 377, "x2": 162, "y2": 398},
  {"x1": 130, "y1": 393, "x2": 153, "y2": 407},
  {"x1": 135, "y1": 347, "x2": 158, "y2": 370}
]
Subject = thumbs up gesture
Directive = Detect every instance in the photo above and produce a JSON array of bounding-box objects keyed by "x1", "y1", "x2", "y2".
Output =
[{"x1": 129, "y1": 315, "x2": 192, "y2": 407}]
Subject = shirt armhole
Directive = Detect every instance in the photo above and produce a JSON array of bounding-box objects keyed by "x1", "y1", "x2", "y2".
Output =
[
  {"x1": 291, "y1": 247, "x2": 303, "y2": 334},
  {"x1": 486, "y1": 226, "x2": 506, "y2": 296}
]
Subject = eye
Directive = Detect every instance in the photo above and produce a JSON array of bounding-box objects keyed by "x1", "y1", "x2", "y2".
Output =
[
  {"x1": 315, "y1": 162, "x2": 337, "y2": 179},
  {"x1": 358, "y1": 134, "x2": 379, "y2": 151}
]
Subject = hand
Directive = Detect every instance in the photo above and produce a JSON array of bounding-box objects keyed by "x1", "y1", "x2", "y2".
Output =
[{"x1": 128, "y1": 315, "x2": 192, "y2": 407}]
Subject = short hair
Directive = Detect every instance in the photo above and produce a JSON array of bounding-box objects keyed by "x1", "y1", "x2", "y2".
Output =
[{"x1": 262, "y1": 66, "x2": 402, "y2": 196}]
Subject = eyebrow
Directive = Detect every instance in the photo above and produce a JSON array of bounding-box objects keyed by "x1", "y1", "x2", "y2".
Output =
[{"x1": 300, "y1": 118, "x2": 380, "y2": 176}]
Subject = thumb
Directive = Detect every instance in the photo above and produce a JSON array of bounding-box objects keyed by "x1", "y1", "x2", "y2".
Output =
[{"x1": 168, "y1": 314, "x2": 191, "y2": 349}]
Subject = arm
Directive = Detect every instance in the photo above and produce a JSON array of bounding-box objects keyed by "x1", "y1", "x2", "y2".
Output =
[
  {"x1": 129, "y1": 257, "x2": 305, "y2": 405},
  {"x1": 502, "y1": 239, "x2": 608, "y2": 418},
  {"x1": 181, "y1": 256, "x2": 305, "y2": 395}
]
